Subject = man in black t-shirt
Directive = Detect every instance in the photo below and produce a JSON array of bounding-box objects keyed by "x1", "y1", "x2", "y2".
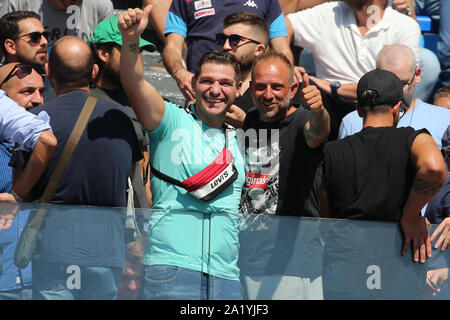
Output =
[
  {"x1": 238, "y1": 50, "x2": 330, "y2": 299},
  {"x1": 11, "y1": 36, "x2": 142, "y2": 300},
  {"x1": 321, "y1": 69, "x2": 447, "y2": 264},
  {"x1": 240, "y1": 50, "x2": 330, "y2": 217},
  {"x1": 89, "y1": 15, "x2": 156, "y2": 210}
]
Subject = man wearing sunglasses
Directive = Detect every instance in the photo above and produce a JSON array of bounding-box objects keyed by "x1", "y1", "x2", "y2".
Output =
[
  {"x1": 218, "y1": 12, "x2": 305, "y2": 128},
  {"x1": 8, "y1": 35, "x2": 143, "y2": 300},
  {"x1": 0, "y1": 63, "x2": 44, "y2": 110},
  {"x1": 339, "y1": 45, "x2": 450, "y2": 151},
  {"x1": 162, "y1": 0, "x2": 293, "y2": 102},
  {"x1": 0, "y1": 11, "x2": 49, "y2": 67},
  {"x1": 0, "y1": 0, "x2": 114, "y2": 46},
  {"x1": 0, "y1": 62, "x2": 45, "y2": 300},
  {"x1": 320, "y1": 69, "x2": 446, "y2": 271},
  {"x1": 216, "y1": 12, "x2": 268, "y2": 126}
]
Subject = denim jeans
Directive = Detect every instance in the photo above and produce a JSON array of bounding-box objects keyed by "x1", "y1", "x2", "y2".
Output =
[
  {"x1": 32, "y1": 260, "x2": 122, "y2": 300},
  {"x1": 140, "y1": 265, "x2": 242, "y2": 300},
  {"x1": 414, "y1": 0, "x2": 440, "y2": 19},
  {"x1": 415, "y1": 0, "x2": 450, "y2": 87},
  {"x1": 438, "y1": 0, "x2": 450, "y2": 87}
]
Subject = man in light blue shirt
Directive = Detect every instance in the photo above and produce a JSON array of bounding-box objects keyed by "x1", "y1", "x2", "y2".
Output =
[
  {"x1": 339, "y1": 44, "x2": 449, "y2": 150},
  {"x1": 0, "y1": 89, "x2": 57, "y2": 229}
]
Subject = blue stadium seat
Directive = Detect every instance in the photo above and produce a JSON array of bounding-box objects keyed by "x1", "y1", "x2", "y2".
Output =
[{"x1": 417, "y1": 15, "x2": 439, "y2": 53}]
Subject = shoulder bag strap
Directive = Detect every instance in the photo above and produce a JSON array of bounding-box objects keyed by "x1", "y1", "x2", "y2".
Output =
[{"x1": 40, "y1": 95, "x2": 98, "y2": 203}]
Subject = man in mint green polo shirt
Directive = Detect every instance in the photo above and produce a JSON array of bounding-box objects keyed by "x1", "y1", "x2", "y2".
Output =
[{"x1": 118, "y1": 6, "x2": 245, "y2": 300}]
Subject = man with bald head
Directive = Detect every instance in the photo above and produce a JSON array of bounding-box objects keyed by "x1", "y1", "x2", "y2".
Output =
[
  {"x1": 339, "y1": 44, "x2": 450, "y2": 150},
  {"x1": 0, "y1": 63, "x2": 44, "y2": 110},
  {"x1": 10, "y1": 35, "x2": 142, "y2": 300},
  {"x1": 0, "y1": 62, "x2": 50, "y2": 300}
]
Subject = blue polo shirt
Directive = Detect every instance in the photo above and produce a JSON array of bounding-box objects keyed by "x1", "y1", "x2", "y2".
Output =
[{"x1": 165, "y1": 0, "x2": 287, "y2": 72}]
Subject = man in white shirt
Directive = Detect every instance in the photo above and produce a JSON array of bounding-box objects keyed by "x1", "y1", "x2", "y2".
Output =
[{"x1": 286, "y1": 0, "x2": 421, "y2": 139}]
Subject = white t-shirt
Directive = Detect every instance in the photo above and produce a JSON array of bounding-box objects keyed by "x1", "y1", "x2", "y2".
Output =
[
  {"x1": 287, "y1": 1, "x2": 420, "y2": 84},
  {"x1": 0, "y1": 0, "x2": 114, "y2": 45}
]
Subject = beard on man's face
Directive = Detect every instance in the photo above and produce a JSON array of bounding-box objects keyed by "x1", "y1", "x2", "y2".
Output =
[{"x1": 103, "y1": 60, "x2": 121, "y2": 88}]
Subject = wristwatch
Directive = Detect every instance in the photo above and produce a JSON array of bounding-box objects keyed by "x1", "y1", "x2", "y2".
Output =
[
  {"x1": 330, "y1": 81, "x2": 341, "y2": 98},
  {"x1": 8, "y1": 189, "x2": 22, "y2": 202}
]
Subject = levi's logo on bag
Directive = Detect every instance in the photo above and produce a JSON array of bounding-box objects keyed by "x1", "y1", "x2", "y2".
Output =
[
  {"x1": 151, "y1": 147, "x2": 238, "y2": 202},
  {"x1": 150, "y1": 105, "x2": 238, "y2": 202},
  {"x1": 182, "y1": 148, "x2": 238, "y2": 201}
]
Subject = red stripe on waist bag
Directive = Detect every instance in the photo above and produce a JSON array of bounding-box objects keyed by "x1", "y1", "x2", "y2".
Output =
[{"x1": 181, "y1": 148, "x2": 233, "y2": 192}]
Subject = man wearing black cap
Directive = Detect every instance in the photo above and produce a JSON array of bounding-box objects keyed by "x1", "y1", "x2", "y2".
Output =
[{"x1": 321, "y1": 69, "x2": 447, "y2": 264}]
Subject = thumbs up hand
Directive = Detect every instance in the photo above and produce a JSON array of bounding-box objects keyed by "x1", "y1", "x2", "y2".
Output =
[
  {"x1": 118, "y1": 5, "x2": 153, "y2": 38},
  {"x1": 301, "y1": 74, "x2": 324, "y2": 114}
]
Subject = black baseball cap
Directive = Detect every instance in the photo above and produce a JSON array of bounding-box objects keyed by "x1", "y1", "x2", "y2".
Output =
[{"x1": 357, "y1": 69, "x2": 404, "y2": 108}]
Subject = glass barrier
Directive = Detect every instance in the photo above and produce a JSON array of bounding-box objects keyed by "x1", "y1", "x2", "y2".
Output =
[{"x1": 0, "y1": 202, "x2": 448, "y2": 300}]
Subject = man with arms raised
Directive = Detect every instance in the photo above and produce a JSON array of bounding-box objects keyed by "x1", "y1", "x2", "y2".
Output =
[{"x1": 118, "y1": 6, "x2": 245, "y2": 299}]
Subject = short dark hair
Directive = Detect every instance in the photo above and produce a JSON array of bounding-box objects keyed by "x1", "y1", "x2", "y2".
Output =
[
  {"x1": 194, "y1": 51, "x2": 241, "y2": 84},
  {"x1": 49, "y1": 39, "x2": 94, "y2": 87},
  {"x1": 358, "y1": 89, "x2": 394, "y2": 113},
  {"x1": 252, "y1": 49, "x2": 294, "y2": 84},
  {"x1": 89, "y1": 41, "x2": 116, "y2": 84},
  {"x1": 433, "y1": 85, "x2": 450, "y2": 102},
  {"x1": 0, "y1": 11, "x2": 42, "y2": 57},
  {"x1": 223, "y1": 12, "x2": 269, "y2": 45}
]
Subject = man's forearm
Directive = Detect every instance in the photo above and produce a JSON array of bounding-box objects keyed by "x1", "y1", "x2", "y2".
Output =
[
  {"x1": 305, "y1": 108, "x2": 330, "y2": 148},
  {"x1": 121, "y1": 36, "x2": 146, "y2": 89},
  {"x1": 403, "y1": 174, "x2": 445, "y2": 218},
  {"x1": 270, "y1": 37, "x2": 294, "y2": 65},
  {"x1": 404, "y1": 134, "x2": 447, "y2": 218},
  {"x1": 337, "y1": 83, "x2": 357, "y2": 100},
  {"x1": 162, "y1": 42, "x2": 185, "y2": 77},
  {"x1": 12, "y1": 131, "x2": 57, "y2": 200}
]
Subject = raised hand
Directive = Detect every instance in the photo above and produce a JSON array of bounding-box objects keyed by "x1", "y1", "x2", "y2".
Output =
[
  {"x1": 301, "y1": 72, "x2": 324, "y2": 113},
  {"x1": 118, "y1": 5, "x2": 153, "y2": 39}
]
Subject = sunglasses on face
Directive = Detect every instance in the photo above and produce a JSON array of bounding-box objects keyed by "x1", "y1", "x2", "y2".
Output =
[
  {"x1": 14, "y1": 31, "x2": 50, "y2": 44},
  {"x1": 0, "y1": 64, "x2": 33, "y2": 88},
  {"x1": 215, "y1": 33, "x2": 260, "y2": 48}
]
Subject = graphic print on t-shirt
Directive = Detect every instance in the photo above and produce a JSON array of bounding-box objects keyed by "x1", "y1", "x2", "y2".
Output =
[{"x1": 240, "y1": 129, "x2": 280, "y2": 215}]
